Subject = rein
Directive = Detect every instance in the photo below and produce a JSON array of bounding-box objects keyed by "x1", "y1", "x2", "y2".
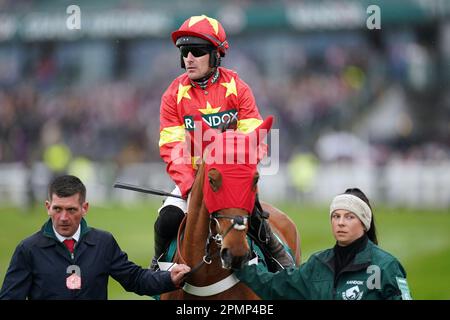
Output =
[
  {"x1": 174, "y1": 215, "x2": 219, "y2": 278},
  {"x1": 174, "y1": 212, "x2": 250, "y2": 280}
]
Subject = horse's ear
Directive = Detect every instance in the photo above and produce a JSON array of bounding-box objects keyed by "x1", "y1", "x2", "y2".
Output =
[{"x1": 255, "y1": 116, "x2": 274, "y2": 145}]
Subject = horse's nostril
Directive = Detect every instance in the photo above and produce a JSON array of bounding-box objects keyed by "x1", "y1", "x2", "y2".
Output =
[
  {"x1": 220, "y1": 248, "x2": 233, "y2": 268},
  {"x1": 220, "y1": 248, "x2": 253, "y2": 270},
  {"x1": 237, "y1": 252, "x2": 250, "y2": 267},
  {"x1": 241, "y1": 252, "x2": 249, "y2": 264}
]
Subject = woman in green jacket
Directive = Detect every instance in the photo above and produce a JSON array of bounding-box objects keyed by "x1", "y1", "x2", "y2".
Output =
[{"x1": 235, "y1": 188, "x2": 412, "y2": 300}]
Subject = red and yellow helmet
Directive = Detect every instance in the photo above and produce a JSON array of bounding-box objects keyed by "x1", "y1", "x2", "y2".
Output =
[{"x1": 171, "y1": 15, "x2": 229, "y2": 57}]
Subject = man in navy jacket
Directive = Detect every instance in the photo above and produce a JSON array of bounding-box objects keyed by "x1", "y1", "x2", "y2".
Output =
[{"x1": 0, "y1": 175, "x2": 190, "y2": 300}]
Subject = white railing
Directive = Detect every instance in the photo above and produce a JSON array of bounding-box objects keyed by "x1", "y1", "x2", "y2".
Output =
[{"x1": 0, "y1": 161, "x2": 448, "y2": 208}]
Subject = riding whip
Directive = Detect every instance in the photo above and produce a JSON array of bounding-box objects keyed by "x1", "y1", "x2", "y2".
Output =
[{"x1": 113, "y1": 182, "x2": 184, "y2": 199}]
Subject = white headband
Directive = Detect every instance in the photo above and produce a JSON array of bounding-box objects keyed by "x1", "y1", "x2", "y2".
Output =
[{"x1": 329, "y1": 194, "x2": 372, "y2": 231}]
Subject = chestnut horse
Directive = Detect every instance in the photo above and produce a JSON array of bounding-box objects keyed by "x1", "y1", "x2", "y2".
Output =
[{"x1": 161, "y1": 117, "x2": 301, "y2": 299}]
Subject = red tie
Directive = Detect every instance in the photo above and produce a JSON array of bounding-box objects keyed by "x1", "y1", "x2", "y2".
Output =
[{"x1": 63, "y1": 239, "x2": 75, "y2": 253}]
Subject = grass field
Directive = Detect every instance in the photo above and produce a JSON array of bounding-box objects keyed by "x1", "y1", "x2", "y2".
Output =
[{"x1": 1, "y1": 201, "x2": 449, "y2": 300}]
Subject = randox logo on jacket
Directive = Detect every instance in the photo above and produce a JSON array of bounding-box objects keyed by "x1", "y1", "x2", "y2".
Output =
[
  {"x1": 184, "y1": 109, "x2": 238, "y2": 131},
  {"x1": 342, "y1": 285, "x2": 363, "y2": 300}
]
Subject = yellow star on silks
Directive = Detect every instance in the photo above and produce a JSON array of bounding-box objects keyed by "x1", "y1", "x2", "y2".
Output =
[
  {"x1": 177, "y1": 84, "x2": 192, "y2": 104},
  {"x1": 221, "y1": 77, "x2": 238, "y2": 98},
  {"x1": 198, "y1": 101, "x2": 221, "y2": 115},
  {"x1": 188, "y1": 15, "x2": 219, "y2": 35}
]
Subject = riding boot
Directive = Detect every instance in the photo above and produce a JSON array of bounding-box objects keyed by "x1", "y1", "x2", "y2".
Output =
[
  {"x1": 262, "y1": 218, "x2": 295, "y2": 271},
  {"x1": 150, "y1": 205, "x2": 185, "y2": 271},
  {"x1": 150, "y1": 232, "x2": 172, "y2": 271},
  {"x1": 249, "y1": 205, "x2": 295, "y2": 272}
]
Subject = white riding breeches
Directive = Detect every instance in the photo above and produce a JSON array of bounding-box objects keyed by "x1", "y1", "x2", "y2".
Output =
[{"x1": 158, "y1": 186, "x2": 188, "y2": 214}]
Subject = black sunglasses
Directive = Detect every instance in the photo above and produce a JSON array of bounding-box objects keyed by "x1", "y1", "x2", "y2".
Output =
[{"x1": 180, "y1": 46, "x2": 211, "y2": 58}]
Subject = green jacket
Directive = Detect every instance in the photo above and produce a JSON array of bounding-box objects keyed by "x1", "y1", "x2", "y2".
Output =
[{"x1": 235, "y1": 240, "x2": 412, "y2": 300}]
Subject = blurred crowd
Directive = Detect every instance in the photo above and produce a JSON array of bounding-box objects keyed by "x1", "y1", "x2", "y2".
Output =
[{"x1": 0, "y1": 27, "x2": 449, "y2": 171}]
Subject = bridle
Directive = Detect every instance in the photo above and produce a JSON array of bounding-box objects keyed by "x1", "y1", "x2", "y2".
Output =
[
  {"x1": 176, "y1": 212, "x2": 250, "y2": 277},
  {"x1": 209, "y1": 212, "x2": 249, "y2": 247}
]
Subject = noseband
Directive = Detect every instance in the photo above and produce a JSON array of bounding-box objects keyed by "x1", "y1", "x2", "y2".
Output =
[
  {"x1": 210, "y1": 212, "x2": 249, "y2": 244},
  {"x1": 183, "y1": 212, "x2": 249, "y2": 275},
  {"x1": 205, "y1": 212, "x2": 249, "y2": 261}
]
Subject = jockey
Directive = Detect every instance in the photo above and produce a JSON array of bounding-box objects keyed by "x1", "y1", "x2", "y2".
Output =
[{"x1": 153, "y1": 15, "x2": 294, "y2": 271}]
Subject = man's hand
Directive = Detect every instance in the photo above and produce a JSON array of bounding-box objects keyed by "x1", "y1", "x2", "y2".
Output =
[{"x1": 169, "y1": 264, "x2": 191, "y2": 287}]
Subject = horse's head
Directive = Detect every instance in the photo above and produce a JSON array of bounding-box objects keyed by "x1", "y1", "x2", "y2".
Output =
[{"x1": 202, "y1": 116, "x2": 273, "y2": 269}]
